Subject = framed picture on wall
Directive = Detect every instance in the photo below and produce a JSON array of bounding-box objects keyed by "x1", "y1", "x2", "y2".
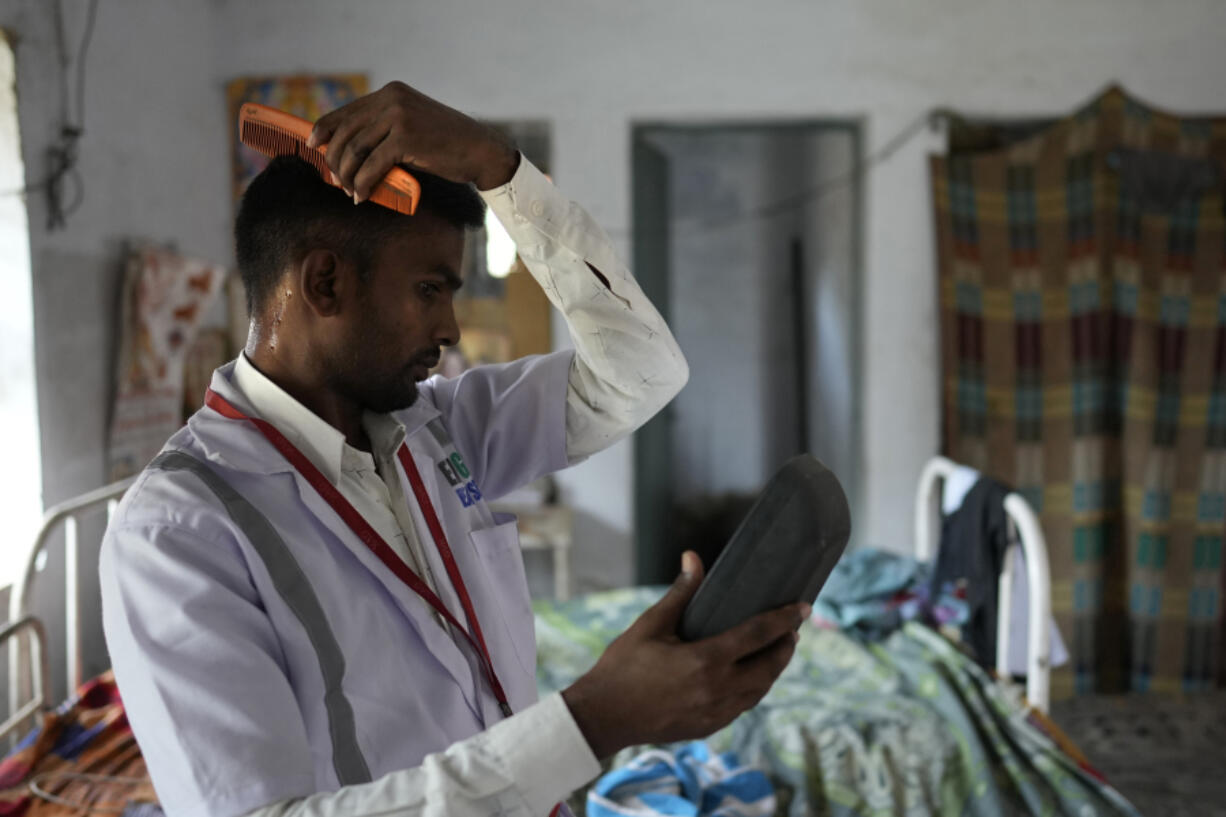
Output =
[{"x1": 225, "y1": 74, "x2": 369, "y2": 202}]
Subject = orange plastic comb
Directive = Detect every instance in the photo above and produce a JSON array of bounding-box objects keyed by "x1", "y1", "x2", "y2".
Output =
[{"x1": 238, "y1": 102, "x2": 421, "y2": 216}]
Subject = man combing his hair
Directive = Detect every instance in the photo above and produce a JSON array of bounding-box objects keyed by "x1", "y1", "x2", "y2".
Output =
[{"x1": 101, "y1": 82, "x2": 806, "y2": 817}]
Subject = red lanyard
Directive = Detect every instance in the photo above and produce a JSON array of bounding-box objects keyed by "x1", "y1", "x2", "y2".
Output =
[{"x1": 204, "y1": 388, "x2": 514, "y2": 718}]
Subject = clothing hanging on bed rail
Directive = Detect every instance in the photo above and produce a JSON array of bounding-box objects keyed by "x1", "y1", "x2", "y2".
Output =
[
  {"x1": 932, "y1": 477, "x2": 1013, "y2": 666},
  {"x1": 936, "y1": 470, "x2": 1069, "y2": 675}
]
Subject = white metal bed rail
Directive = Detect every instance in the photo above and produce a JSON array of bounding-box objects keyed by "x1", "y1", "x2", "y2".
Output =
[
  {"x1": 8, "y1": 477, "x2": 136, "y2": 729},
  {"x1": 914, "y1": 456, "x2": 1052, "y2": 713},
  {"x1": 0, "y1": 616, "x2": 51, "y2": 743}
]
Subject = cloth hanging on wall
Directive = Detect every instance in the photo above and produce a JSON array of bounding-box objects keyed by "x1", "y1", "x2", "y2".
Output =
[
  {"x1": 931, "y1": 85, "x2": 1226, "y2": 695},
  {"x1": 107, "y1": 245, "x2": 225, "y2": 480}
]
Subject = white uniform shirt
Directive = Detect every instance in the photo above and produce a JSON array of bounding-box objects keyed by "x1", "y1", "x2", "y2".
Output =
[
  {"x1": 232, "y1": 356, "x2": 452, "y2": 630},
  {"x1": 232, "y1": 358, "x2": 431, "y2": 580},
  {"x1": 101, "y1": 155, "x2": 688, "y2": 817}
]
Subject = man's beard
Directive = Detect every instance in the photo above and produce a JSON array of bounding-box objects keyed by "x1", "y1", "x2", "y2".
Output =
[
  {"x1": 326, "y1": 324, "x2": 425, "y2": 415},
  {"x1": 335, "y1": 363, "x2": 422, "y2": 415},
  {"x1": 363, "y1": 375, "x2": 421, "y2": 414},
  {"x1": 327, "y1": 303, "x2": 436, "y2": 413}
]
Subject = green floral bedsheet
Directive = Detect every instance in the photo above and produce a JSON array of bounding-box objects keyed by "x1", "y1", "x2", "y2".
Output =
[{"x1": 533, "y1": 587, "x2": 1141, "y2": 817}]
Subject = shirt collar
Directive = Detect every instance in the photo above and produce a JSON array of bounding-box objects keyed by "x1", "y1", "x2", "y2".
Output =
[{"x1": 232, "y1": 353, "x2": 407, "y2": 485}]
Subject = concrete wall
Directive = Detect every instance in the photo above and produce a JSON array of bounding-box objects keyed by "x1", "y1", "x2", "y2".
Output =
[
  {"x1": 7, "y1": 0, "x2": 228, "y2": 505},
  {"x1": 807, "y1": 130, "x2": 860, "y2": 505},
  {"x1": 4, "y1": 0, "x2": 1225, "y2": 687},
  {"x1": 3, "y1": 0, "x2": 227, "y2": 698}
]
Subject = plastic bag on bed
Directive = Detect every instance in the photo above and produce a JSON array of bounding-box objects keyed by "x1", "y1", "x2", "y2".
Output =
[{"x1": 588, "y1": 741, "x2": 774, "y2": 817}]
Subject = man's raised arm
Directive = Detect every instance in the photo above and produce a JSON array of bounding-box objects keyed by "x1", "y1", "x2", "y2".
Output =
[{"x1": 311, "y1": 82, "x2": 688, "y2": 464}]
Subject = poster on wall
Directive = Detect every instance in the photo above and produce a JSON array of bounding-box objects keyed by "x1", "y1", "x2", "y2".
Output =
[{"x1": 226, "y1": 74, "x2": 370, "y2": 202}]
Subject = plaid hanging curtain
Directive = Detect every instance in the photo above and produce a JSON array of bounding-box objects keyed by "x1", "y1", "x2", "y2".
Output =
[{"x1": 931, "y1": 86, "x2": 1226, "y2": 696}]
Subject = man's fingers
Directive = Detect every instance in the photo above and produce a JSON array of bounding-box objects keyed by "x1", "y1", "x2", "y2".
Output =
[
  {"x1": 704, "y1": 636, "x2": 795, "y2": 732},
  {"x1": 309, "y1": 98, "x2": 360, "y2": 151},
  {"x1": 307, "y1": 90, "x2": 380, "y2": 149},
  {"x1": 734, "y1": 631, "x2": 797, "y2": 695},
  {"x1": 630, "y1": 551, "x2": 704, "y2": 636},
  {"x1": 307, "y1": 110, "x2": 339, "y2": 150},
  {"x1": 704, "y1": 602, "x2": 808, "y2": 663},
  {"x1": 337, "y1": 124, "x2": 392, "y2": 200},
  {"x1": 351, "y1": 135, "x2": 404, "y2": 203},
  {"x1": 320, "y1": 114, "x2": 376, "y2": 192}
]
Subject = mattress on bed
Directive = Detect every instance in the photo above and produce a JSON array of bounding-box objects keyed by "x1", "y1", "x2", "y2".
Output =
[{"x1": 534, "y1": 587, "x2": 1140, "y2": 817}]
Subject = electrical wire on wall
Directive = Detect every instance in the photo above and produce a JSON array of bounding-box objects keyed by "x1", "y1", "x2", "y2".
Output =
[
  {"x1": 2, "y1": 0, "x2": 101, "y2": 230},
  {"x1": 609, "y1": 108, "x2": 954, "y2": 240},
  {"x1": 7, "y1": 0, "x2": 936, "y2": 237}
]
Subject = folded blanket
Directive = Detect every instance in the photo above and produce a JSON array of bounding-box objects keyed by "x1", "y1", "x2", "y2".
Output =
[
  {"x1": 0, "y1": 670, "x2": 158, "y2": 816},
  {"x1": 811, "y1": 547, "x2": 968, "y2": 636},
  {"x1": 588, "y1": 742, "x2": 774, "y2": 817}
]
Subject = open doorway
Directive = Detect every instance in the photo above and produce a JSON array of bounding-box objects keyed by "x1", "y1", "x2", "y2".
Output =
[
  {"x1": 0, "y1": 30, "x2": 41, "y2": 588},
  {"x1": 632, "y1": 122, "x2": 862, "y2": 583}
]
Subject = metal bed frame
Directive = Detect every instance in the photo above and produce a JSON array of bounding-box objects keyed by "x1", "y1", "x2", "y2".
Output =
[
  {"x1": 913, "y1": 455, "x2": 1053, "y2": 713},
  {"x1": 0, "y1": 456, "x2": 1055, "y2": 739},
  {"x1": 4, "y1": 477, "x2": 136, "y2": 740}
]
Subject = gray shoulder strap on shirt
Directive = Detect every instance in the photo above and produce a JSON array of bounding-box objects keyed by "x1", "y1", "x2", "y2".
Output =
[
  {"x1": 149, "y1": 450, "x2": 373, "y2": 787},
  {"x1": 424, "y1": 417, "x2": 453, "y2": 450}
]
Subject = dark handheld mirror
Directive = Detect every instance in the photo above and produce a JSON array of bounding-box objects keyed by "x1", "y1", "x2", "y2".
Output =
[{"x1": 679, "y1": 454, "x2": 852, "y2": 642}]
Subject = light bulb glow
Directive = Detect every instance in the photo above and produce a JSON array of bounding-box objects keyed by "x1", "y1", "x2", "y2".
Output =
[{"x1": 485, "y1": 209, "x2": 517, "y2": 278}]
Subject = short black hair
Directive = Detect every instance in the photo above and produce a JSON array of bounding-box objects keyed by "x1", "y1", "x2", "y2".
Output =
[{"x1": 235, "y1": 155, "x2": 486, "y2": 315}]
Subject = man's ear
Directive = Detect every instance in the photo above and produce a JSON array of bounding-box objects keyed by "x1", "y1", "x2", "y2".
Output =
[{"x1": 298, "y1": 248, "x2": 350, "y2": 317}]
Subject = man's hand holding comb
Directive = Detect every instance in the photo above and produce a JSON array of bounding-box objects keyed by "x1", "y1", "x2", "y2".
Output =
[{"x1": 307, "y1": 81, "x2": 520, "y2": 202}]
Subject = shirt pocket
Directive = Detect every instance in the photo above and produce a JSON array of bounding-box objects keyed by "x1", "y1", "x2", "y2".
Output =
[{"x1": 468, "y1": 514, "x2": 537, "y2": 682}]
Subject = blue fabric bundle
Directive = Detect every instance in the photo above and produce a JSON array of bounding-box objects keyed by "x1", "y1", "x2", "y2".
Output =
[
  {"x1": 810, "y1": 546, "x2": 971, "y2": 636},
  {"x1": 587, "y1": 741, "x2": 774, "y2": 817}
]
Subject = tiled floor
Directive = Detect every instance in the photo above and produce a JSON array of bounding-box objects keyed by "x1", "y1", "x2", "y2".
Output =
[{"x1": 1051, "y1": 692, "x2": 1226, "y2": 816}]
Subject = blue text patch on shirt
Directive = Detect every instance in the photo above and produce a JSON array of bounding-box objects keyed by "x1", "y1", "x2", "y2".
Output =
[{"x1": 437, "y1": 453, "x2": 482, "y2": 507}]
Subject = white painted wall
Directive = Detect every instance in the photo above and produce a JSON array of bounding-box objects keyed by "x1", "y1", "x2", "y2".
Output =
[
  {"x1": 205, "y1": 0, "x2": 1226, "y2": 556},
  {"x1": 5, "y1": 0, "x2": 1225, "y2": 630}
]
